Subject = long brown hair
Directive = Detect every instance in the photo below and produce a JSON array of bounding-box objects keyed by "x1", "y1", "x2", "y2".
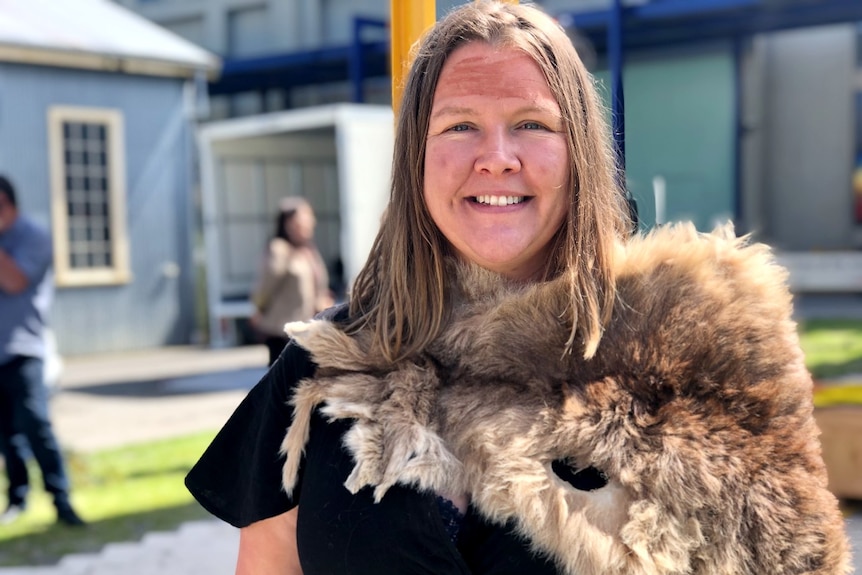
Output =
[{"x1": 348, "y1": 0, "x2": 630, "y2": 362}]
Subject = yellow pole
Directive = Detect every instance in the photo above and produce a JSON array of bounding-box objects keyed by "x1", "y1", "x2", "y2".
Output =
[
  {"x1": 390, "y1": 0, "x2": 436, "y2": 116},
  {"x1": 389, "y1": 1, "x2": 519, "y2": 115}
]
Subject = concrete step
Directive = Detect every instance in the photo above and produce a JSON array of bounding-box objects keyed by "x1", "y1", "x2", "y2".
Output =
[{"x1": 0, "y1": 519, "x2": 238, "y2": 575}]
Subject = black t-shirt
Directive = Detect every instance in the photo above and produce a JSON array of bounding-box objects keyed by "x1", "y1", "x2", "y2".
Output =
[{"x1": 185, "y1": 314, "x2": 559, "y2": 574}]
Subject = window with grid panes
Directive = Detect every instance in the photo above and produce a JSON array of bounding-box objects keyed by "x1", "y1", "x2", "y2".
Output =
[{"x1": 48, "y1": 107, "x2": 130, "y2": 286}]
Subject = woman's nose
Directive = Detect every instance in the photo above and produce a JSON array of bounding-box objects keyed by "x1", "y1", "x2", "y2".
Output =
[{"x1": 474, "y1": 128, "x2": 521, "y2": 175}]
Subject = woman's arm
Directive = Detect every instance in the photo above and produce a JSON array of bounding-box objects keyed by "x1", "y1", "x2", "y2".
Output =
[{"x1": 235, "y1": 508, "x2": 302, "y2": 575}]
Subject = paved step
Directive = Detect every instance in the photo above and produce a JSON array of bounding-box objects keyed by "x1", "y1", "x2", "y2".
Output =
[{"x1": 0, "y1": 520, "x2": 238, "y2": 575}]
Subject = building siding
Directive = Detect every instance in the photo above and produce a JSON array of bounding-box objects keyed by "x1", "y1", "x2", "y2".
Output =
[
  {"x1": 762, "y1": 25, "x2": 857, "y2": 251},
  {"x1": 0, "y1": 62, "x2": 196, "y2": 355}
]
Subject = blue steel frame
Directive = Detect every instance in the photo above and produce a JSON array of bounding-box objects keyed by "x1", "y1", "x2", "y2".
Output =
[{"x1": 209, "y1": 16, "x2": 387, "y2": 101}]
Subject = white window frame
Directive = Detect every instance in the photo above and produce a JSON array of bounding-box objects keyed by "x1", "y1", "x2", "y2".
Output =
[{"x1": 48, "y1": 106, "x2": 131, "y2": 287}]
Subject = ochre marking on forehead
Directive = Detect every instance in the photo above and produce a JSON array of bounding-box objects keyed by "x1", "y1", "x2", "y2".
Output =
[{"x1": 439, "y1": 51, "x2": 549, "y2": 101}]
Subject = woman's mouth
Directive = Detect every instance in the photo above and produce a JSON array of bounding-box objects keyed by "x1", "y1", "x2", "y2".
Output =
[{"x1": 472, "y1": 195, "x2": 527, "y2": 206}]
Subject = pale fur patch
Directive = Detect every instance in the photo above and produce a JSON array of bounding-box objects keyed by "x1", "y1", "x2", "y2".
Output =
[{"x1": 280, "y1": 323, "x2": 467, "y2": 500}]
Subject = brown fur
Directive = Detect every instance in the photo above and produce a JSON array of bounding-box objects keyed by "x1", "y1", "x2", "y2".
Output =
[{"x1": 281, "y1": 222, "x2": 851, "y2": 575}]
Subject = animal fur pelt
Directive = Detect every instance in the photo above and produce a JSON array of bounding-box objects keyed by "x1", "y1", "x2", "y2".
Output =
[{"x1": 281, "y1": 222, "x2": 851, "y2": 575}]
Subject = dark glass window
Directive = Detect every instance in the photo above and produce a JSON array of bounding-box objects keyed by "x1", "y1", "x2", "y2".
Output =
[{"x1": 62, "y1": 120, "x2": 113, "y2": 269}]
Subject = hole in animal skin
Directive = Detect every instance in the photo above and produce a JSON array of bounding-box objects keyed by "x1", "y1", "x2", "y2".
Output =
[{"x1": 551, "y1": 460, "x2": 608, "y2": 491}]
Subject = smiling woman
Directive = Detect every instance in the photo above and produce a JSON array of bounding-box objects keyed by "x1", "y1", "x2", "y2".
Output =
[
  {"x1": 185, "y1": 2, "x2": 852, "y2": 572},
  {"x1": 185, "y1": 2, "x2": 633, "y2": 573}
]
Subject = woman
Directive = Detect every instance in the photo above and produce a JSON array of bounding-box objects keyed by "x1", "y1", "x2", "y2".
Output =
[
  {"x1": 187, "y1": 2, "x2": 629, "y2": 572},
  {"x1": 251, "y1": 196, "x2": 333, "y2": 366}
]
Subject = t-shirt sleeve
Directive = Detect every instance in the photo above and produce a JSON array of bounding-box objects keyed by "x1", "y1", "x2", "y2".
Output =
[
  {"x1": 10, "y1": 222, "x2": 52, "y2": 287},
  {"x1": 185, "y1": 340, "x2": 316, "y2": 528}
]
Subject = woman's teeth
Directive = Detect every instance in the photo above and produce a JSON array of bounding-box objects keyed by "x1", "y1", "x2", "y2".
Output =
[{"x1": 474, "y1": 195, "x2": 525, "y2": 206}]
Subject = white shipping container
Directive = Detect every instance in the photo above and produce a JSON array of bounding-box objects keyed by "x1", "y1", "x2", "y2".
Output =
[{"x1": 197, "y1": 104, "x2": 393, "y2": 346}]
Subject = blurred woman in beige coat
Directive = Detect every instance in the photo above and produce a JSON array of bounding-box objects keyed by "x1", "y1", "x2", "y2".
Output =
[{"x1": 251, "y1": 197, "x2": 333, "y2": 366}]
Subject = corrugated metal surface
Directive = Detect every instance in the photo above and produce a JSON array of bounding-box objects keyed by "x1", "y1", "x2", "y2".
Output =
[
  {"x1": 0, "y1": 62, "x2": 196, "y2": 354},
  {"x1": 0, "y1": 0, "x2": 218, "y2": 75}
]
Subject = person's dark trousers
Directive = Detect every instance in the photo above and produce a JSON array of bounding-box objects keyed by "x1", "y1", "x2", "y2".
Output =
[
  {"x1": 0, "y1": 355, "x2": 72, "y2": 508},
  {"x1": 0, "y1": 429, "x2": 29, "y2": 507}
]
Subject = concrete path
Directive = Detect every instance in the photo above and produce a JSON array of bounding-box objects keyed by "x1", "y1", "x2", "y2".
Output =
[
  {"x1": 849, "y1": 514, "x2": 862, "y2": 574},
  {"x1": 0, "y1": 520, "x2": 238, "y2": 575},
  {"x1": 52, "y1": 345, "x2": 268, "y2": 452}
]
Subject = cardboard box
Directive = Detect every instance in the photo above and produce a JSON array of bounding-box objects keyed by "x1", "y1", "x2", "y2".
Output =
[{"x1": 814, "y1": 406, "x2": 862, "y2": 500}]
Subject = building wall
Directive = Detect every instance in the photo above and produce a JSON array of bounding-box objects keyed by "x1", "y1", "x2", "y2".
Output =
[
  {"x1": 0, "y1": 63, "x2": 197, "y2": 355},
  {"x1": 112, "y1": 0, "x2": 388, "y2": 56},
  {"x1": 760, "y1": 24, "x2": 858, "y2": 251},
  {"x1": 595, "y1": 44, "x2": 736, "y2": 231}
]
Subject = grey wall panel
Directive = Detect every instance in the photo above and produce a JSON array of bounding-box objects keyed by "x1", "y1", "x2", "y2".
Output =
[
  {"x1": 763, "y1": 25, "x2": 857, "y2": 250},
  {"x1": 0, "y1": 63, "x2": 196, "y2": 355}
]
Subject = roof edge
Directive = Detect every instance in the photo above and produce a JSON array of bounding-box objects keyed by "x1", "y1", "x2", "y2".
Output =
[{"x1": 0, "y1": 44, "x2": 220, "y2": 80}]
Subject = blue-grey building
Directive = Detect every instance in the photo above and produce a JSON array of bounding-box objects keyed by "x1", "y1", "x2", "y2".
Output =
[{"x1": 0, "y1": 0, "x2": 219, "y2": 355}]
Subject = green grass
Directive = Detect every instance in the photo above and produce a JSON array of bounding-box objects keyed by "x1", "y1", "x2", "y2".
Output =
[
  {"x1": 798, "y1": 319, "x2": 862, "y2": 380},
  {"x1": 0, "y1": 430, "x2": 216, "y2": 567}
]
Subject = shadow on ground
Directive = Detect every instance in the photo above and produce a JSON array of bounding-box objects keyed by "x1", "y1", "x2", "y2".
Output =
[{"x1": 59, "y1": 367, "x2": 266, "y2": 398}]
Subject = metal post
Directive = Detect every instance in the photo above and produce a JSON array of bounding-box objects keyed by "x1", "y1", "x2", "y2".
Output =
[
  {"x1": 609, "y1": 0, "x2": 638, "y2": 231},
  {"x1": 350, "y1": 17, "x2": 365, "y2": 103},
  {"x1": 609, "y1": 0, "x2": 625, "y2": 173},
  {"x1": 390, "y1": 0, "x2": 436, "y2": 116}
]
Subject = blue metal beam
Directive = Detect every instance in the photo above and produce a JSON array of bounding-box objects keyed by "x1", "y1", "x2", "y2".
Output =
[
  {"x1": 732, "y1": 37, "x2": 744, "y2": 228},
  {"x1": 609, "y1": 0, "x2": 625, "y2": 174},
  {"x1": 609, "y1": 0, "x2": 641, "y2": 232},
  {"x1": 627, "y1": 0, "x2": 760, "y2": 20},
  {"x1": 209, "y1": 16, "x2": 388, "y2": 97},
  {"x1": 559, "y1": 0, "x2": 862, "y2": 52},
  {"x1": 351, "y1": 17, "x2": 388, "y2": 103},
  {"x1": 209, "y1": 41, "x2": 388, "y2": 96}
]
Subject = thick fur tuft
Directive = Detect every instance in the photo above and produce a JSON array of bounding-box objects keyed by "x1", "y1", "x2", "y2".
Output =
[{"x1": 281, "y1": 222, "x2": 851, "y2": 574}]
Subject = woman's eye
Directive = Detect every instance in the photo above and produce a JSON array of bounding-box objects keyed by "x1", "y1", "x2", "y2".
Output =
[
  {"x1": 449, "y1": 124, "x2": 471, "y2": 132},
  {"x1": 521, "y1": 121, "x2": 545, "y2": 130}
]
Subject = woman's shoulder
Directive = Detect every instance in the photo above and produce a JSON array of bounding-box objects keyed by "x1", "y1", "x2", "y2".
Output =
[
  {"x1": 314, "y1": 302, "x2": 350, "y2": 322},
  {"x1": 267, "y1": 236, "x2": 292, "y2": 254},
  {"x1": 273, "y1": 303, "x2": 351, "y2": 380}
]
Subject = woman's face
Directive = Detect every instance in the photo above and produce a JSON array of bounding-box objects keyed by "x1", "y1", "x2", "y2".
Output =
[
  {"x1": 285, "y1": 205, "x2": 316, "y2": 245},
  {"x1": 423, "y1": 42, "x2": 570, "y2": 281}
]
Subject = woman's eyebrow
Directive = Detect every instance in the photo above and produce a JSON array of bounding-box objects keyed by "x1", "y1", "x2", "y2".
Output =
[
  {"x1": 432, "y1": 103, "x2": 560, "y2": 120},
  {"x1": 430, "y1": 105, "x2": 477, "y2": 119},
  {"x1": 516, "y1": 103, "x2": 562, "y2": 116}
]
